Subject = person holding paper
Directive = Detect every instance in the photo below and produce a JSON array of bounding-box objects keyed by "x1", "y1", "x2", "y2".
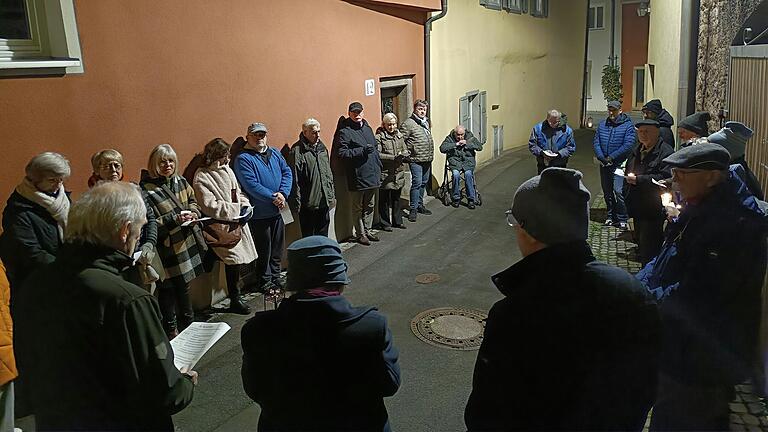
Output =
[
  {"x1": 624, "y1": 120, "x2": 674, "y2": 265},
  {"x1": 241, "y1": 236, "x2": 400, "y2": 431},
  {"x1": 234, "y1": 122, "x2": 293, "y2": 295},
  {"x1": 141, "y1": 144, "x2": 208, "y2": 338},
  {"x1": 14, "y1": 182, "x2": 197, "y2": 431},
  {"x1": 528, "y1": 109, "x2": 576, "y2": 174},
  {"x1": 193, "y1": 138, "x2": 257, "y2": 315}
]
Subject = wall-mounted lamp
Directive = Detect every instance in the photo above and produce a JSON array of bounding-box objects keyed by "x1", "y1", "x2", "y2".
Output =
[
  {"x1": 637, "y1": 1, "x2": 650, "y2": 17},
  {"x1": 743, "y1": 27, "x2": 754, "y2": 45},
  {"x1": 586, "y1": 116, "x2": 594, "y2": 128}
]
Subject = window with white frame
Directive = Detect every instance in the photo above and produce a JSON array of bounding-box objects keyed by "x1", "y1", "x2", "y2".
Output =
[
  {"x1": 502, "y1": 0, "x2": 528, "y2": 13},
  {"x1": 0, "y1": 0, "x2": 84, "y2": 75},
  {"x1": 588, "y1": 5, "x2": 605, "y2": 30},
  {"x1": 480, "y1": 0, "x2": 502, "y2": 11},
  {"x1": 531, "y1": 0, "x2": 548, "y2": 18}
]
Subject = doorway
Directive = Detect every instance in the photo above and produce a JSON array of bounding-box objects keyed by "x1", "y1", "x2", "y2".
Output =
[{"x1": 380, "y1": 76, "x2": 414, "y2": 124}]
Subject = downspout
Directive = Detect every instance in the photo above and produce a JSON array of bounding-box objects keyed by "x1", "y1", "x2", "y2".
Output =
[
  {"x1": 581, "y1": 0, "x2": 591, "y2": 126},
  {"x1": 609, "y1": 0, "x2": 616, "y2": 66},
  {"x1": 425, "y1": 0, "x2": 448, "y2": 102}
]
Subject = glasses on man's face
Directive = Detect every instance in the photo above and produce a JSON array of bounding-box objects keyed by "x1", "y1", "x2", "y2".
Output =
[
  {"x1": 250, "y1": 132, "x2": 267, "y2": 138},
  {"x1": 505, "y1": 210, "x2": 522, "y2": 228},
  {"x1": 671, "y1": 168, "x2": 706, "y2": 177},
  {"x1": 100, "y1": 162, "x2": 122, "y2": 171}
]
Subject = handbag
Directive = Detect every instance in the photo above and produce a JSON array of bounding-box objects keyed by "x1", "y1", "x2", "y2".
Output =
[{"x1": 200, "y1": 187, "x2": 243, "y2": 249}]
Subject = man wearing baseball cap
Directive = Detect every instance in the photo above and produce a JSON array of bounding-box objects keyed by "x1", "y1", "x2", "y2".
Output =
[
  {"x1": 637, "y1": 142, "x2": 768, "y2": 430},
  {"x1": 465, "y1": 168, "x2": 660, "y2": 431}
]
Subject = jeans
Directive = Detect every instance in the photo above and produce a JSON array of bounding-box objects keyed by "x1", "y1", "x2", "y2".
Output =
[
  {"x1": 248, "y1": 215, "x2": 285, "y2": 286},
  {"x1": 158, "y1": 278, "x2": 194, "y2": 335},
  {"x1": 452, "y1": 169, "x2": 477, "y2": 201},
  {"x1": 409, "y1": 161, "x2": 432, "y2": 210},
  {"x1": 378, "y1": 188, "x2": 403, "y2": 227},
  {"x1": 299, "y1": 206, "x2": 330, "y2": 237},
  {"x1": 351, "y1": 189, "x2": 376, "y2": 238},
  {"x1": 599, "y1": 165, "x2": 627, "y2": 222}
]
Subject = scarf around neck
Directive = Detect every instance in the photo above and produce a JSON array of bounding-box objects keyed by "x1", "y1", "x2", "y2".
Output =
[{"x1": 16, "y1": 178, "x2": 70, "y2": 241}]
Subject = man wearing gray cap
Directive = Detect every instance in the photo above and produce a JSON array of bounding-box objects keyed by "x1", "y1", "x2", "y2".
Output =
[
  {"x1": 465, "y1": 168, "x2": 660, "y2": 431},
  {"x1": 708, "y1": 121, "x2": 763, "y2": 200},
  {"x1": 637, "y1": 142, "x2": 768, "y2": 430},
  {"x1": 241, "y1": 236, "x2": 400, "y2": 431}
]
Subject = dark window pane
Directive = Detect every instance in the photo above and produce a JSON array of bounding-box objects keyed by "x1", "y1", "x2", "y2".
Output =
[
  {"x1": 0, "y1": 0, "x2": 30, "y2": 39},
  {"x1": 597, "y1": 7, "x2": 604, "y2": 28},
  {"x1": 588, "y1": 8, "x2": 595, "y2": 29},
  {"x1": 382, "y1": 97, "x2": 394, "y2": 115},
  {"x1": 635, "y1": 69, "x2": 645, "y2": 104}
]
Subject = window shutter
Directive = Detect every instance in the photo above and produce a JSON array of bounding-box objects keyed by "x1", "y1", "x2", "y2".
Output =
[
  {"x1": 521, "y1": 0, "x2": 528, "y2": 13},
  {"x1": 479, "y1": 91, "x2": 488, "y2": 144},
  {"x1": 459, "y1": 96, "x2": 470, "y2": 129}
]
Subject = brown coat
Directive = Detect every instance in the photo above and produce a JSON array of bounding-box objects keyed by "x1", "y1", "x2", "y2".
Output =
[
  {"x1": 375, "y1": 128, "x2": 409, "y2": 190},
  {"x1": 0, "y1": 260, "x2": 17, "y2": 387}
]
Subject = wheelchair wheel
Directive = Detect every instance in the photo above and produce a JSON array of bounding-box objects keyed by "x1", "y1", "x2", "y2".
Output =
[
  {"x1": 476, "y1": 191, "x2": 483, "y2": 206},
  {"x1": 441, "y1": 186, "x2": 453, "y2": 206}
]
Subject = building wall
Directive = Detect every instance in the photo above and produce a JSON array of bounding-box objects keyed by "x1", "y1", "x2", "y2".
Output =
[
  {"x1": 646, "y1": 0, "x2": 683, "y2": 129},
  {"x1": 429, "y1": 0, "x2": 587, "y2": 171},
  {"x1": 620, "y1": 2, "x2": 649, "y2": 112},
  {"x1": 587, "y1": 0, "x2": 623, "y2": 112}
]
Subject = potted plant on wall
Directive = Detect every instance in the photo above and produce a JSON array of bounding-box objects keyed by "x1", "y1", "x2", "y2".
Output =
[{"x1": 601, "y1": 64, "x2": 623, "y2": 105}]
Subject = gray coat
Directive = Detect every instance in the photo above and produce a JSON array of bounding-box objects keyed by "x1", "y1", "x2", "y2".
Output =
[
  {"x1": 375, "y1": 128, "x2": 409, "y2": 190},
  {"x1": 401, "y1": 115, "x2": 434, "y2": 163},
  {"x1": 440, "y1": 130, "x2": 483, "y2": 172}
]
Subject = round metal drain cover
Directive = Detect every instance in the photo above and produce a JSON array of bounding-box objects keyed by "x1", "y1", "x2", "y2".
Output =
[
  {"x1": 415, "y1": 273, "x2": 441, "y2": 284},
  {"x1": 410, "y1": 307, "x2": 487, "y2": 350}
]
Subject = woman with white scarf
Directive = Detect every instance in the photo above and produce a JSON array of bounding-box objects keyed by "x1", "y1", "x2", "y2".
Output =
[{"x1": 0, "y1": 152, "x2": 71, "y2": 301}]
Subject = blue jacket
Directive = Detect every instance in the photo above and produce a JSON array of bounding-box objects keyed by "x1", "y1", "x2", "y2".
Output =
[
  {"x1": 528, "y1": 121, "x2": 576, "y2": 159},
  {"x1": 593, "y1": 113, "x2": 636, "y2": 164},
  {"x1": 233, "y1": 147, "x2": 292, "y2": 220},
  {"x1": 636, "y1": 165, "x2": 768, "y2": 386}
]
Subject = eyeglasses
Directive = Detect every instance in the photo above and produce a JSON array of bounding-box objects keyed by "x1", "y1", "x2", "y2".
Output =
[
  {"x1": 505, "y1": 210, "x2": 523, "y2": 228},
  {"x1": 671, "y1": 168, "x2": 706, "y2": 176},
  {"x1": 249, "y1": 132, "x2": 267, "y2": 138},
  {"x1": 159, "y1": 159, "x2": 175, "y2": 167},
  {"x1": 99, "y1": 162, "x2": 122, "y2": 170}
]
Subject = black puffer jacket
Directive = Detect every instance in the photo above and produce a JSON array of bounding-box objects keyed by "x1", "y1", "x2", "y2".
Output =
[
  {"x1": 657, "y1": 109, "x2": 676, "y2": 148},
  {"x1": 334, "y1": 117, "x2": 383, "y2": 191}
]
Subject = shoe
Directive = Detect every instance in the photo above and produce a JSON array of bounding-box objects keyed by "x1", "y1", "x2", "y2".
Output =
[
  {"x1": 417, "y1": 206, "x2": 432, "y2": 215},
  {"x1": 258, "y1": 280, "x2": 279, "y2": 295},
  {"x1": 604, "y1": 218, "x2": 614, "y2": 226},
  {"x1": 271, "y1": 277, "x2": 285, "y2": 289},
  {"x1": 408, "y1": 210, "x2": 418, "y2": 222},
  {"x1": 616, "y1": 221, "x2": 629, "y2": 231},
  {"x1": 392, "y1": 224, "x2": 407, "y2": 229},
  {"x1": 229, "y1": 298, "x2": 251, "y2": 315},
  {"x1": 381, "y1": 226, "x2": 393, "y2": 232},
  {"x1": 357, "y1": 235, "x2": 371, "y2": 246},
  {"x1": 367, "y1": 233, "x2": 380, "y2": 242},
  {"x1": 467, "y1": 201, "x2": 476, "y2": 210},
  {"x1": 451, "y1": 200, "x2": 460, "y2": 208}
]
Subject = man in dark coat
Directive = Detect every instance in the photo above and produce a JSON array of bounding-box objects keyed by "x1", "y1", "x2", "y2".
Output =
[
  {"x1": 678, "y1": 111, "x2": 711, "y2": 147},
  {"x1": 624, "y1": 119, "x2": 674, "y2": 264},
  {"x1": 465, "y1": 168, "x2": 660, "y2": 431},
  {"x1": 287, "y1": 118, "x2": 336, "y2": 238},
  {"x1": 439, "y1": 125, "x2": 483, "y2": 209},
  {"x1": 14, "y1": 182, "x2": 197, "y2": 431},
  {"x1": 708, "y1": 121, "x2": 764, "y2": 200},
  {"x1": 642, "y1": 99, "x2": 676, "y2": 148},
  {"x1": 335, "y1": 102, "x2": 383, "y2": 245},
  {"x1": 593, "y1": 100, "x2": 636, "y2": 229},
  {"x1": 242, "y1": 236, "x2": 400, "y2": 431},
  {"x1": 636, "y1": 143, "x2": 768, "y2": 430}
]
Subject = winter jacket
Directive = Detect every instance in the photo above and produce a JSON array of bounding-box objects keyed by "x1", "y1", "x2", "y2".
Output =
[
  {"x1": 656, "y1": 109, "x2": 676, "y2": 149},
  {"x1": 528, "y1": 120, "x2": 576, "y2": 160},
  {"x1": 287, "y1": 134, "x2": 336, "y2": 211},
  {"x1": 733, "y1": 156, "x2": 764, "y2": 200},
  {"x1": 242, "y1": 293, "x2": 401, "y2": 431},
  {"x1": 375, "y1": 127, "x2": 409, "y2": 190},
  {"x1": 624, "y1": 138, "x2": 674, "y2": 219},
  {"x1": 335, "y1": 117, "x2": 383, "y2": 191},
  {"x1": 14, "y1": 243, "x2": 195, "y2": 431},
  {"x1": 637, "y1": 166, "x2": 768, "y2": 387},
  {"x1": 466, "y1": 241, "x2": 660, "y2": 431},
  {"x1": 440, "y1": 130, "x2": 484, "y2": 172},
  {"x1": 0, "y1": 191, "x2": 64, "y2": 294},
  {"x1": 234, "y1": 147, "x2": 293, "y2": 220},
  {"x1": 193, "y1": 164, "x2": 258, "y2": 265},
  {"x1": 140, "y1": 172, "x2": 207, "y2": 286},
  {"x1": 400, "y1": 114, "x2": 434, "y2": 163},
  {"x1": 0, "y1": 261, "x2": 16, "y2": 388},
  {"x1": 593, "y1": 113, "x2": 637, "y2": 165}
]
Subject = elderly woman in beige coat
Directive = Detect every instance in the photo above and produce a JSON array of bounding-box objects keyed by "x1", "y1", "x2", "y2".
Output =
[
  {"x1": 193, "y1": 138, "x2": 258, "y2": 314},
  {"x1": 375, "y1": 113, "x2": 410, "y2": 230}
]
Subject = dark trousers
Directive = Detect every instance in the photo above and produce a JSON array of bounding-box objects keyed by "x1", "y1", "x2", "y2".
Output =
[
  {"x1": 248, "y1": 215, "x2": 285, "y2": 286},
  {"x1": 649, "y1": 374, "x2": 734, "y2": 431},
  {"x1": 378, "y1": 188, "x2": 403, "y2": 227},
  {"x1": 634, "y1": 217, "x2": 665, "y2": 265},
  {"x1": 224, "y1": 263, "x2": 242, "y2": 300},
  {"x1": 536, "y1": 155, "x2": 568, "y2": 174},
  {"x1": 158, "y1": 278, "x2": 193, "y2": 335},
  {"x1": 599, "y1": 165, "x2": 628, "y2": 222},
  {"x1": 299, "y1": 206, "x2": 330, "y2": 237}
]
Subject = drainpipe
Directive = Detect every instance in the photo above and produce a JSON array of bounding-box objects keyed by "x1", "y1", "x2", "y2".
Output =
[
  {"x1": 609, "y1": 0, "x2": 616, "y2": 66},
  {"x1": 581, "y1": 0, "x2": 591, "y2": 127},
  {"x1": 425, "y1": 0, "x2": 448, "y2": 102}
]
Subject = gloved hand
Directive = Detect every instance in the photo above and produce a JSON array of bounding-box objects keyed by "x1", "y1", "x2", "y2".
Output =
[
  {"x1": 137, "y1": 243, "x2": 155, "y2": 265},
  {"x1": 365, "y1": 145, "x2": 374, "y2": 154},
  {"x1": 240, "y1": 205, "x2": 254, "y2": 222}
]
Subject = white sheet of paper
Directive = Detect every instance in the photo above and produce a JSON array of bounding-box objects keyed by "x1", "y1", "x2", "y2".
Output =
[
  {"x1": 132, "y1": 251, "x2": 142, "y2": 265},
  {"x1": 652, "y1": 178, "x2": 667, "y2": 188},
  {"x1": 613, "y1": 168, "x2": 625, "y2": 177},
  {"x1": 543, "y1": 150, "x2": 558, "y2": 157},
  {"x1": 170, "y1": 322, "x2": 230, "y2": 370},
  {"x1": 280, "y1": 206, "x2": 294, "y2": 225},
  {"x1": 181, "y1": 217, "x2": 212, "y2": 227}
]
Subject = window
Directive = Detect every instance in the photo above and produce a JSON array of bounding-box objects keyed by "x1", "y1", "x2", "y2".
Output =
[
  {"x1": 588, "y1": 5, "x2": 605, "y2": 30},
  {"x1": 633, "y1": 67, "x2": 646, "y2": 109},
  {"x1": 459, "y1": 91, "x2": 488, "y2": 144},
  {"x1": 480, "y1": 0, "x2": 502, "y2": 11},
  {"x1": 0, "y1": 0, "x2": 83, "y2": 75},
  {"x1": 531, "y1": 0, "x2": 548, "y2": 18},
  {"x1": 502, "y1": 0, "x2": 528, "y2": 13}
]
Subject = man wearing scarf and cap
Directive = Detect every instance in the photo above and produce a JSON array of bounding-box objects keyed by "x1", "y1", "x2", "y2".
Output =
[
  {"x1": 465, "y1": 168, "x2": 660, "y2": 431},
  {"x1": 642, "y1": 99, "x2": 676, "y2": 148},
  {"x1": 678, "y1": 111, "x2": 712, "y2": 148},
  {"x1": 241, "y1": 236, "x2": 401, "y2": 431},
  {"x1": 708, "y1": 121, "x2": 764, "y2": 200},
  {"x1": 636, "y1": 143, "x2": 768, "y2": 430}
]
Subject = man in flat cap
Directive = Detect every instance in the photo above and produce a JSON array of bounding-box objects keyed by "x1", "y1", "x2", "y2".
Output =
[
  {"x1": 241, "y1": 236, "x2": 400, "y2": 431},
  {"x1": 642, "y1": 99, "x2": 676, "y2": 148},
  {"x1": 678, "y1": 111, "x2": 712, "y2": 148},
  {"x1": 708, "y1": 121, "x2": 764, "y2": 200},
  {"x1": 465, "y1": 168, "x2": 660, "y2": 431},
  {"x1": 637, "y1": 142, "x2": 768, "y2": 430},
  {"x1": 624, "y1": 119, "x2": 674, "y2": 265},
  {"x1": 593, "y1": 100, "x2": 636, "y2": 229}
]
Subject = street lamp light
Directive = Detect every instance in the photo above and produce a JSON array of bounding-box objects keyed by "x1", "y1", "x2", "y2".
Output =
[{"x1": 637, "y1": 1, "x2": 650, "y2": 17}]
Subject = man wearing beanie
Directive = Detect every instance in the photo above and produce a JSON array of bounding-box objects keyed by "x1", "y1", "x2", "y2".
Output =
[
  {"x1": 465, "y1": 168, "x2": 660, "y2": 431},
  {"x1": 241, "y1": 236, "x2": 400, "y2": 431},
  {"x1": 636, "y1": 143, "x2": 768, "y2": 430},
  {"x1": 642, "y1": 99, "x2": 676, "y2": 148},
  {"x1": 708, "y1": 121, "x2": 764, "y2": 199},
  {"x1": 678, "y1": 111, "x2": 711, "y2": 147}
]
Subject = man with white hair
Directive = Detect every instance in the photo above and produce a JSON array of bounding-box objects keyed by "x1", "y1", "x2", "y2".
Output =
[
  {"x1": 528, "y1": 109, "x2": 576, "y2": 174},
  {"x1": 14, "y1": 182, "x2": 197, "y2": 431},
  {"x1": 288, "y1": 118, "x2": 336, "y2": 237}
]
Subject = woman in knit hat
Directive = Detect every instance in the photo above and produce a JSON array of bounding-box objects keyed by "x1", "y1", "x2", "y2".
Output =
[{"x1": 241, "y1": 235, "x2": 401, "y2": 431}]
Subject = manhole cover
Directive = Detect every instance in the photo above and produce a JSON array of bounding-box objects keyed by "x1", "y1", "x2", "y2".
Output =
[
  {"x1": 415, "y1": 273, "x2": 441, "y2": 284},
  {"x1": 410, "y1": 307, "x2": 487, "y2": 350}
]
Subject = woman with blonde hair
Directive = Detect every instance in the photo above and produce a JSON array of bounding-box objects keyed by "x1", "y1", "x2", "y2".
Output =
[
  {"x1": 140, "y1": 144, "x2": 207, "y2": 337},
  {"x1": 193, "y1": 138, "x2": 257, "y2": 314},
  {"x1": 375, "y1": 113, "x2": 409, "y2": 230}
]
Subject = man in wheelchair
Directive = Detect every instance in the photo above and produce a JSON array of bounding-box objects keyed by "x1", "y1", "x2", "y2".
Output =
[{"x1": 439, "y1": 125, "x2": 483, "y2": 209}]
